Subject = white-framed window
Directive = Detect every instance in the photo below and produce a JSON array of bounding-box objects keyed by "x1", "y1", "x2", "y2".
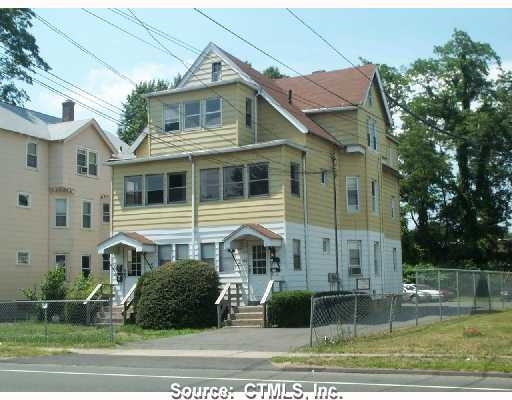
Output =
[
  {"x1": 293, "y1": 239, "x2": 301, "y2": 271},
  {"x1": 367, "y1": 118, "x2": 377, "y2": 151},
  {"x1": 168, "y1": 172, "x2": 187, "y2": 203},
  {"x1": 211, "y1": 61, "x2": 222, "y2": 82},
  {"x1": 184, "y1": 100, "x2": 201, "y2": 130},
  {"x1": 127, "y1": 250, "x2": 142, "y2": 276},
  {"x1": 200, "y1": 168, "x2": 220, "y2": 201},
  {"x1": 158, "y1": 245, "x2": 173, "y2": 266},
  {"x1": 201, "y1": 243, "x2": 216, "y2": 268},
  {"x1": 124, "y1": 175, "x2": 143, "y2": 206},
  {"x1": 17, "y1": 192, "x2": 32, "y2": 208},
  {"x1": 26, "y1": 142, "x2": 38, "y2": 169},
  {"x1": 320, "y1": 170, "x2": 328, "y2": 186},
  {"x1": 388, "y1": 146, "x2": 397, "y2": 168},
  {"x1": 55, "y1": 254, "x2": 67, "y2": 279},
  {"x1": 245, "y1": 97, "x2": 253, "y2": 128},
  {"x1": 223, "y1": 165, "x2": 244, "y2": 199},
  {"x1": 348, "y1": 240, "x2": 362, "y2": 276},
  {"x1": 81, "y1": 255, "x2": 91, "y2": 277},
  {"x1": 346, "y1": 176, "x2": 360, "y2": 212},
  {"x1": 391, "y1": 196, "x2": 397, "y2": 219},
  {"x1": 205, "y1": 97, "x2": 222, "y2": 128},
  {"x1": 373, "y1": 241, "x2": 381, "y2": 276},
  {"x1": 322, "y1": 238, "x2": 330, "y2": 255},
  {"x1": 102, "y1": 253, "x2": 110, "y2": 271},
  {"x1": 102, "y1": 203, "x2": 110, "y2": 223},
  {"x1": 16, "y1": 250, "x2": 31, "y2": 265},
  {"x1": 76, "y1": 148, "x2": 98, "y2": 177},
  {"x1": 248, "y1": 163, "x2": 269, "y2": 197},
  {"x1": 393, "y1": 248, "x2": 398, "y2": 272},
  {"x1": 371, "y1": 179, "x2": 379, "y2": 214},
  {"x1": 218, "y1": 242, "x2": 225, "y2": 272},
  {"x1": 164, "y1": 103, "x2": 180, "y2": 132},
  {"x1": 252, "y1": 245, "x2": 267, "y2": 274},
  {"x1": 145, "y1": 174, "x2": 164, "y2": 205},
  {"x1": 55, "y1": 198, "x2": 68, "y2": 227},
  {"x1": 175, "y1": 244, "x2": 189, "y2": 260},
  {"x1": 81, "y1": 200, "x2": 92, "y2": 229},
  {"x1": 290, "y1": 162, "x2": 300, "y2": 197}
]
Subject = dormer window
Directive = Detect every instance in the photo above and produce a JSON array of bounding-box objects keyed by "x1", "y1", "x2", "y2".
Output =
[{"x1": 211, "y1": 62, "x2": 221, "y2": 82}]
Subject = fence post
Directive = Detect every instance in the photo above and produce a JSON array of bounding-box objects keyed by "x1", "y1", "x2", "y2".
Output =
[
  {"x1": 456, "y1": 270, "x2": 460, "y2": 317},
  {"x1": 110, "y1": 298, "x2": 114, "y2": 344},
  {"x1": 86, "y1": 302, "x2": 90, "y2": 325},
  {"x1": 501, "y1": 272, "x2": 505, "y2": 310},
  {"x1": 309, "y1": 296, "x2": 315, "y2": 347},
  {"x1": 438, "y1": 269, "x2": 442, "y2": 321},
  {"x1": 487, "y1": 273, "x2": 492, "y2": 312},
  {"x1": 388, "y1": 295, "x2": 394, "y2": 334},
  {"x1": 353, "y1": 294, "x2": 358, "y2": 338},
  {"x1": 44, "y1": 303, "x2": 48, "y2": 346},
  {"x1": 415, "y1": 270, "x2": 419, "y2": 326},
  {"x1": 472, "y1": 272, "x2": 477, "y2": 312}
]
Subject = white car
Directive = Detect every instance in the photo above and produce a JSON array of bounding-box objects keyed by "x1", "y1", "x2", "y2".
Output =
[{"x1": 403, "y1": 283, "x2": 434, "y2": 302}]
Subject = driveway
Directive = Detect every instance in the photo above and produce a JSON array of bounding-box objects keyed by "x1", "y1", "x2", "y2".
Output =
[{"x1": 123, "y1": 327, "x2": 310, "y2": 352}]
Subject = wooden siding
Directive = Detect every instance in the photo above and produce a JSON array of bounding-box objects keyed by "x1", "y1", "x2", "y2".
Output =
[
  {"x1": 182, "y1": 51, "x2": 239, "y2": 88},
  {"x1": 256, "y1": 97, "x2": 306, "y2": 145},
  {"x1": 309, "y1": 110, "x2": 358, "y2": 145},
  {"x1": 382, "y1": 169, "x2": 401, "y2": 240}
]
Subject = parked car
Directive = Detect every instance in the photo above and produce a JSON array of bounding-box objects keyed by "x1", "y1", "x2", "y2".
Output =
[
  {"x1": 500, "y1": 289, "x2": 512, "y2": 300},
  {"x1": 403, "y1": 283, "x2": 431, "y2": 303},
  {"x1": 415, "y1": 284, "x2": 445, "y2": 302},
  {"x1": 440, "y1": 288, "x2": 457, "y2": 300}
]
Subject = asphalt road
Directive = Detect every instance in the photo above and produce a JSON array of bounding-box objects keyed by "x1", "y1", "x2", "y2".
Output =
[{"x1": 1, "y1": 354, "x2": 511, "y2": 392}]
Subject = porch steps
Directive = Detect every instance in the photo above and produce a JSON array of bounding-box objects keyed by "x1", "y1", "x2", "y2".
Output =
[
  {"x1": 230, "y1": 305, "x2": 264, "y2": 328},
  {"x1": 96, "y1": 304, "x2": 125, "y2": 325}
]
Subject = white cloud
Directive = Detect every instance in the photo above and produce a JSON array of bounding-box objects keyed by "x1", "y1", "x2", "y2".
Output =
[
  {"x1": 489, "y1": 59, "x2": 512, "y2": 81},
  {"x1": 29, "y1": 62, "x2": 183, "y2": 133}
]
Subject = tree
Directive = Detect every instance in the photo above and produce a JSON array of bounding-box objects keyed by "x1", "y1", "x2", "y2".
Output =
[
  {"x1": 117, "y1": 75, "x2": 181, "y2": 144},
  {"x1": 262, "y1": 66, "x2": 288, "y2": 79},
  {"x1": 0, "y1": 8, "x2": 50, "y2": 106}
]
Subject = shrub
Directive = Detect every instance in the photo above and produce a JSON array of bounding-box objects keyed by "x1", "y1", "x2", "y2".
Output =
[
  {"x1": 65, "y1": 274, "x2": 101, "y2": 323},
  {"x1": 267, "y1": 290, "x2": 312, "y2": 327},
  {"x1": 136, "y1": 260, "x2": 219, "y2": 329},
  {"x1": 40, "y1": 266, "x2": 67, "y2": 300}
]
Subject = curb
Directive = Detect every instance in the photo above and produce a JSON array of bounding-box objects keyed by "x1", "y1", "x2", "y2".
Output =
[{"x1": 274, "y1": 363, "x2": 512, "y2": 378}]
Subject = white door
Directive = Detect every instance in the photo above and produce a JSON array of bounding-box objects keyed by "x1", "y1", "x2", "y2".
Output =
[
  {"x1": 122, "y1": 249, "x2": 142, "y2": 300},
  {"x1": 248, "y1": 244, "x2": 269, "y2": 302}
]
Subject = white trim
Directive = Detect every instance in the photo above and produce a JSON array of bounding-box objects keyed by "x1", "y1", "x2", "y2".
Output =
[
  {"x1": 16, "y1": 191, "x2": 32, "y2": 208},
  {"x1": 81, "y1": 199, "x2": 93, "y2": 230},
  {"x1": 16, "y1": 250, "x2": 31, "y2": 265},
  {"x1": 346, "y1": 176, "x2": 360, "y2": 213},
  {"x1": 54, "y1": 197, "x2": 69, "y2": 228},
  {"x1": 76, "y1": 146, "x2": 99, "y2": 178},
  {"x1": 223, "y1": 226, "x2": 282, "y2": 249},
  {"x1": 97, "y1": 233, "x2": 156, "y2": 254},
  {"x1": 345, "y1": 144, "x2": 366, "y2": 154},
  {"x1": 373, "y1": 69, "x2": 393, "y2": 127},
  {"x1": 146, "y1": 78, "x2": 257, "y2": 98},
  {"x1": 25, "y1": 140, "x2": 38, "y2": 170},
  {"x1": 302, "y1": 105, "x2": 357, "y2": 114},
  {"x1": 204, "y1": 97, "x2": 223, "y2": 129},
  {"x1": 102, "y1": 202, "x2": 110, "y2": 224}
]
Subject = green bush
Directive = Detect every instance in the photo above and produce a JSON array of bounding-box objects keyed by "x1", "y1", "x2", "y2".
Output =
[
  {"x1": 65, "y1": 274, "x2": 100, "y2": 323},
  {"x1": 136, "y1": 260, "x2": 219, "y2": 329},
  {"x1": 267, "y1": 290, "x2": 312, "y2": 327},
  {"x1": 41, "y1": 267, "x2": 67, "y2": 300}
]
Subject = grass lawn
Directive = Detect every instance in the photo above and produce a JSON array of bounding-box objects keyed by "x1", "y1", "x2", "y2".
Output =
[
  {"x1": 0, "y1": 321, "x2": 203, "y2": 358},
  {"x1": 273, "y1": 309, "x2": 512, "y2": 373}
]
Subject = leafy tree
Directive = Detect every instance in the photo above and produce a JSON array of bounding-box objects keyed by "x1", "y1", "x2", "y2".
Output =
[
  {"x1": 117, "y1": 76, "x2": 180, "y2": 144},
  {"x1": 0, "y1": 8, "x2": 50, "y2": 105},
  {"x1": 40, "y1": 267, "x2": 66, "y2": 300},
  {"x1": 262, "y1": 66, "x2": 288, "y2": 79}
]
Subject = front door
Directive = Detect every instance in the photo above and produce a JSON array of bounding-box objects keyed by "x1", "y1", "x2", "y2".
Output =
[
  {"x1": 248, "y1": 244, "x2": 269, "y2": 302},
  {"x1": 121, "y1": 248, "x2": 142, "y2": 301}
]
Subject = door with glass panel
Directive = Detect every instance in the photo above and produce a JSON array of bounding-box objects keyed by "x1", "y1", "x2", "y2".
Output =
[{"x1": 248, "y1": 243, "x2": 269, "y2": 302}]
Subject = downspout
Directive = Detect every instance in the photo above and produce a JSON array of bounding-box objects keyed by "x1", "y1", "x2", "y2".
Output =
[
  {"x1": 254, "y1": 93, "x2": 259, "y2": 143},
  {"x1": 378, "y1": 153, "x2": 385, "y2": 297},
  {"x1": 190, "y1": 155, "x2": 196, "y2": 259},
  {"x1": 110, "y1": 175, "x2": 114, "y2": 286},
  {"x1": 331, "y1": 150, "x2": 340, "y2": 291},
  {"x1": 302, "y1": 151, "x2": 309, "y2": 290}
]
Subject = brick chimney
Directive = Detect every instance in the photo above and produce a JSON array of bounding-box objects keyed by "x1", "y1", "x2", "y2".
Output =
[{"x1": 62, "y1": 100, "x2": 75, "y2": 122}]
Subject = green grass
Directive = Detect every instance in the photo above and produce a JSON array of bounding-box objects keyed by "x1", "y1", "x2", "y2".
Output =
[{"x1": 273, "y1": 309, "x2": 512, "y2": 373}]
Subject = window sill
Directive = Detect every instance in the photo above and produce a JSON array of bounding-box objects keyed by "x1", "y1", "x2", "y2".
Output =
[
  {"x1": 347, "y1": 209, "x2": 360, "y2": 214},
  {"x1": 53, "y1": 226, "x2": 69, "y2": 229},
  {"x1": 16, "y1": 205, "x2": 31, "y2": 209},
  {"x1": 25, "y1": 166, "x2": 39, "y2": 172}
]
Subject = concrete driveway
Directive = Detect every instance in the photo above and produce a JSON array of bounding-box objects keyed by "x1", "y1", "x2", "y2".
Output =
[{"x1": 123, "y1": 327, "x2": 310, "y2": 352}]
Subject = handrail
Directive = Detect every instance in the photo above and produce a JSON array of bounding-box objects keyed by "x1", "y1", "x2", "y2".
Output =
[
  {"x1": 215, "y1": 282, "x2": 231, "y2": 305},
  {"x1": 83, "y1": 283, "x2": 103, "y2": 305},
  {"x1": 121, "y1": 283, "x2": 137, "y2": 305},
  {"x1": 260, "y1": 280, "x2": 275, "y2": 305}
]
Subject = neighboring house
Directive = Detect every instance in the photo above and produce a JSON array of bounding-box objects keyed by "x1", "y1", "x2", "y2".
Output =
[
  {"x1": 0, "y1": 100, "x2": 127, "y2": 299},
  {"x1": 98, "y1": 42, "x2": 401, "y2": 304}
]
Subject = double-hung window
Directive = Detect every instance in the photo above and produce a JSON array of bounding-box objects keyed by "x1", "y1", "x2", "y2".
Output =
[
  {"x1": 211, "y1": 62, "x2": 221, "y2": 82},
  {"x1": 290, "y1": 162, "x2": 300, "y2": 197},
  {"x1": 321, "y1": 170, "x2": 328, "y2": 186},
  {"x1": 223, "y1": 166, "x2": 244, "y2": 199},
  {"x1": 248, "y1": 163, "x2": 269, "y2": 197},
  {"x1": 200, "y1": 168, "x2": 220, "y2": 201},
  {"x1": 168, "y1": 172, "x2": 186, "y2": 202},
  {"x1": 322, "y1": 238, "x2": 330, "y2": 255},
  {"x1": 124, "y1": 175, "x2": 143, "y2": 206},
  {"x1": 55, "y1": 198, "x2": 68, "y2": 227},
  {"x1": 293, "y1": 239, "x2": 301, "y2": 271},
  {"x1": 391, "y1": 196, "x2": 397, "y2": 219},
  {"x1": 184, "y1": 101, "x2": 201, "y2": 130},
  {"x1": 81, "y1": 200, "x2": 92, "y2": 229},
  {"x1": 245, "y1": 98, "x2": 253, "y2": 128},
  {"x1": 164, "y1": 104, "x2": 180, "y2": 132},
  {"x1": 348, "y1": 240, "x2": 362, "y2": 276},
  {"x1": 367, "y1": 118, "x2": 377, "y2": 150},
  {"x1": 81, "y1": 255, "x2": 91, "y2": 278},
  {"x1": 201, "y1": 243, "x2": 216, "y2": 268},
  {"x1": 393, "y1": 248, "x2": 398, "y2": 272},
  {"x1": 175, "y1": 244, "x2": 189, "y2": 260},
  {"x1": 346, "y1": 176, "x2": 360, "y2": 212},
  {"x1": 374, "y1": 241, "x2": 381, "y2": 276},
  {"x1": 205, "y1": 97, "x2": 221, "y2": 128},
  {"x1": 145, "y1": 174, "x2": 164, "y2": 205},
  {"x1": 77, "y1": 148, "x2": 98, "y2": 176},
  {"x1": 26, "y1": 142, "x2": 38, "y2": 169},
  {"x1": 371, "y1": 179, "x2": 379, "y2": 214},
  {"x1": 55, "y1": 254, "x2": 67, "y2": 278},
  {"x1": 102, "y1": 253, "x2": 110, "y2": 271},
  {"x1": 102, "y1": 203, "x2": 110, "y2": 223}
]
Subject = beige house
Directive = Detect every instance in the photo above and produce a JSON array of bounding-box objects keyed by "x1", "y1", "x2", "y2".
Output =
[
  {"x1": 0, "y1": 100, "x2": 127, "y2": 299},
  {"x1": 98, "y1": 43, "x2": 401, "y2": 305}
]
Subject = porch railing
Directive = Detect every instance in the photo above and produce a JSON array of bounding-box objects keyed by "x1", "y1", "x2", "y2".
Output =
[
  {"x1": 83, "y1": 283, "x2": 114, "y2": 325},
  {"x1": 260, "y1": 280, "x2": 276, "y2": 328},
  {"x1": 121, "y1": 283, "x2": 137, "y2": 324},
  {"x1": 216, "y1": 281, "x2": 242, "y2": 328}
]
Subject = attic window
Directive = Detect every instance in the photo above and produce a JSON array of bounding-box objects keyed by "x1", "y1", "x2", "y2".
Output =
[{"x1": 211, "y1": 62, "x2": 221, "y2": 82}]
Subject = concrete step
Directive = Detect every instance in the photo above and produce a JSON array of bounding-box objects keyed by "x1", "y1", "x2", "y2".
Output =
[
  {"x1": 232, "y1": 312, "x2": 263, "y2": 320},
  {"x1": 230, "y1": 318, "x2": 263, "y2": 327},
  {"x1": 236, "y1": 305, "x2": 263, "y2": 313}
]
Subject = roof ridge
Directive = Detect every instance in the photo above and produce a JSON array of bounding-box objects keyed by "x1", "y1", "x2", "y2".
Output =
[
  {"x1": 0, "y1": 100, "x2": 61, "y2": 122},
  {"x1": 275, "y1": 64, "x2": 377, "y2": 82}
]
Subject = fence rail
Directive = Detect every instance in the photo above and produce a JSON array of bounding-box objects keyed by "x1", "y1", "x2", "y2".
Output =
[
  {"x1": 310, "y1": 268, "x2": 512, "y2": 346},
  {"x1": 0, "y1": 299, "x2": 114, "y2": 345}
]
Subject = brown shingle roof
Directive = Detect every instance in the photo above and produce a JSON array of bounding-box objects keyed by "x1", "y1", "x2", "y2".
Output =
[
  {"x1": 124, "y1": 232, "x2": 155, "y2": 245},
  {"x1": 244, "y1": 224, "x2": 282, "y2": 240},
  {"x1": 274, "y1": 64, "x2": 376, "y2": 111}
]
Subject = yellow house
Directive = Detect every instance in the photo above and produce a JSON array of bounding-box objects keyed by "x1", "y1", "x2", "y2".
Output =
[
  {"x1": 98, "y1": 43, "x2": 401, "y2": 304},
  {"x1": 0, "y1": 100, "x2": 126, "y2": 299}
]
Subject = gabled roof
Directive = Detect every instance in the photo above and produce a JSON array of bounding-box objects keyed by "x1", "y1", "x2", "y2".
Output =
[
  {"x1": 223, "y1": 224, "x2": 282, "y2": 249},
  {"x1": 97, "y1": 231, "x2": 155, "y2": 254}
]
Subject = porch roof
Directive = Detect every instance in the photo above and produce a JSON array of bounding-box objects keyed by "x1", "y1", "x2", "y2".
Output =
[
  {"x1": 97, "y1": 232, "x2": 156, "y2": 254},
  {"x1": 223, "y1": 224, "x2": 282, "y2": 249}
]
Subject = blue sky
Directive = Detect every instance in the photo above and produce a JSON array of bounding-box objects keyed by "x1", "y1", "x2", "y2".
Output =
[{"x1": 24, "y1": 8, "x2": 512, "y2": 133}]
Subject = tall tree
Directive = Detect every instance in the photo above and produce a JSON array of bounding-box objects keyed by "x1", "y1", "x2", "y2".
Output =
[
  {"x1": 118, "y1": 76, "x2": 181, "y2": 144},
  {"x1": 0, "y1": 8, "x2": 50, "y2": 105},
  {"x1": 262, "y1": 66, "x2": 288, "y2": 79}
]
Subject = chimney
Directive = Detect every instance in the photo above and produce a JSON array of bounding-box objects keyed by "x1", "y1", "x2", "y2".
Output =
[
  {"x1": 62, "y1": 99, "x2": 75, "y2": 122},
  {"x1": 288, "y1": 89, "x2": 293, "y2": 104}
]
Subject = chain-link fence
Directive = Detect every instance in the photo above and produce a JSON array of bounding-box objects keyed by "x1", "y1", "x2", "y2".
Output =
[
  {"x1": 310, "y1": 268, "x2": 512, "y2": 346},
  {"x1": 0, "y1": 299, "x2": 114, "y2": 345}
]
